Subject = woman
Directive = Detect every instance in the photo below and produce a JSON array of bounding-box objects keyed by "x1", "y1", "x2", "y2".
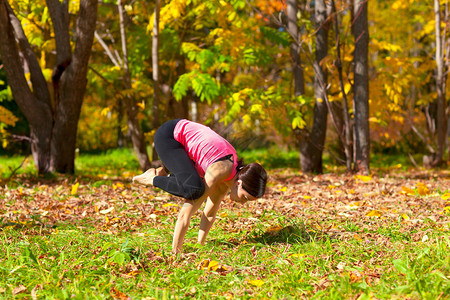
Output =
[{"x1": 133, "y1": 119, "x2": 267, "y2": 253}]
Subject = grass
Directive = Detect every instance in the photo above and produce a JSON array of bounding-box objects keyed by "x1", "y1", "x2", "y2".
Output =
[{"x1": 0, "y1": 148, "x2": 449, "y2": 299}]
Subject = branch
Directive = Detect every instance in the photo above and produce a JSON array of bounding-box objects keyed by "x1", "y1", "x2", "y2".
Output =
[
  {"x1": 5, "y1": 2, "x2": 52, "y2": 108},
  {"x1": 71, "y1": 0, "x2": 98, "y2": 80},
  {"x1": 46, "y1": 0, "x2": 72, "y2": 63},
  {"x1": 0, "y1": 1, "x2": 39, "y2": 120},
  {"x1": 94, "y1": 31, "x2": 121, "y2": 67}
]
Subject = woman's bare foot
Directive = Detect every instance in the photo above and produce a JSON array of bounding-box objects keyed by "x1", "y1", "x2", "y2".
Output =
[
  {"x1": 155, "y1": 166, "x2": 168, "y2": 176},
  {"x1": 132, "y1": 168, "x2": 157, "y2": 186}
]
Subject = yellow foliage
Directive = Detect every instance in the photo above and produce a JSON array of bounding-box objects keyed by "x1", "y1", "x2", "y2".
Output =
[
  {"x1": 156, "y1": 0, "x2": 188, "y2": 31},
  {"x1": 0, "y1": 106, "x2": 18, "y2": 126}
]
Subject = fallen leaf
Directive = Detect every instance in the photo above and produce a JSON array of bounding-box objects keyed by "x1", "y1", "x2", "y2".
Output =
[
  {"x1": 441, "y1": 193, "x2": 450, "y2": 201},
  {"x1": 248, "y1": 279, "x2": 264, "y2": 287},
  {"x1": 366, "y1": 210, "x2": 383, "y2": 217},
  {"x1": 99, "y1": 207, "x2": 115, "y2": 214},
  {"x1": 401, "y1": 213, "x2": 410, "y2": 220},
  {"x1": 401, "y1": 186, "x2": 415, "y2": 195},
  {"x1": 416, "y1": 183, "x2": 430, "y2": 196},
  {"x1": 265, "y1": 224, "x2": 283, "y2": 233},
  {"x1": 355, "y1": 175, "x2": 372, "y2": 182},
  {"x1": 71, "y1": 182, "x2": 79, "y2": 195},
  {"x1": 110, "y1": 287, "x2": 128, "y2": 300},
  {"x1": 12, "y1": 285, "x2": 27, "y2": 295}
]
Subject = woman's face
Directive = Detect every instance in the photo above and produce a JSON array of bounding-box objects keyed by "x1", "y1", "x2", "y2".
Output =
[{"x1": 230, "y1": 180, "x2": 257, "y2": 204}]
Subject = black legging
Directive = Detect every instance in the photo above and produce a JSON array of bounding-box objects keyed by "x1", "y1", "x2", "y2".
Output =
[{"x1": 153, "y1": 119, "x2": 205, "y2": 200}]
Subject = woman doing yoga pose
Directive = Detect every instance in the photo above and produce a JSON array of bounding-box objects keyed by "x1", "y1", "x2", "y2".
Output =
[{"x1": 133, "y1": 119, "x2": 267, "y2": 253}]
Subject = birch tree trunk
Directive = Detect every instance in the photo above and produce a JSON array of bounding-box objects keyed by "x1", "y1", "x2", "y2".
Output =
[{"x1": 151, "y1": 0, "x2": 161, "y2": 162}]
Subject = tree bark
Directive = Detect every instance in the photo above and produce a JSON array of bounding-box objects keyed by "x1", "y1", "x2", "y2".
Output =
[
  {"x1": 152, "y1": 0, "x2": 161, "y2": 162},
  {"x1": 50, "y1": 0, "x2": 98, "y2": 173},
  {"x1": 300, "y1": 0, "x2": 330, "y2": 174},
  {"x1": 432, "y1": 0, "x2": 448, "y2": 167},
  {"x1": 0, "y1": 0, "x2": 98, "y2": 174},
  {"x1": 352, "y1": 0, "x2": 370, "y2": 174},
  {"x1": 118, "y1": 0, "x2": 151, "y2": 171},
  {"x1": 332, "y1": 0, "x2": 353, "y2": 171},
  {"x1": 287, "y1": 0, "x2": 305, "y2": 96}
]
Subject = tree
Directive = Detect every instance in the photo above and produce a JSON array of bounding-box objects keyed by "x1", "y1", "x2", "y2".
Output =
[
  {"x1": 117, "y1": 0, "x2": 151, "y2": 170},
  {"x1": 152, "y1": 0, "x2": 161, "y2": 161},
  {"x1": 429, "y1": 0, "x2": 448, "y2": 167},
  {"x1": 0, "y1": 0, "x2": 97, "y2": 174},
  {"x1": 299, "y1": 0, "x2": 330, "y2": 173},
  {"x1": 352, "y1": 0, "x2": 370, "y2": 173}
]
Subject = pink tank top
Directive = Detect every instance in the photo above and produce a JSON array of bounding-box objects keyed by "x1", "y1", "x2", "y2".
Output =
[{"x1": 174, "y1": 119, "x2": 238, "y2": 180}]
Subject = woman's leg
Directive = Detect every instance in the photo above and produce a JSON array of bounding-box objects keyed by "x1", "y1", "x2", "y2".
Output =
[{"x1": 152, "y1": 120, "x2": 205, "y2": 200}]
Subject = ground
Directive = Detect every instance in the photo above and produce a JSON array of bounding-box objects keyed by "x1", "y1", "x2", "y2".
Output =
[{"x1": 0, "y1": 168, "x2": 449, "y2": 299}]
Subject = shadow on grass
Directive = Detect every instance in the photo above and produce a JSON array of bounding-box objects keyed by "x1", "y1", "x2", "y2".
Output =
[
  {"x1": 247, "y1": 223, "x2": 333, "y2": 245},
  {"x1": 214, "y1": 223, "x2": 334, "y2": 248}
]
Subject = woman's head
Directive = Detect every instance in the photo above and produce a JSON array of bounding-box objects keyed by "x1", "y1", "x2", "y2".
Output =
[{"x1": 230, "y1": 162, "x2": 267, "y2": 203}]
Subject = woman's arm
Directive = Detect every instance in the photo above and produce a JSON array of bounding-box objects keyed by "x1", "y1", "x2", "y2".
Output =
[
  {"x1": 172, "y1": 160, "x2": 233, "y2": 253},
  {"x1": 198, "y1": 187, "x2": 227, "y2": 245},
  {"x1": 172, "y1": 194, "x2": 207, "y2": 253}
]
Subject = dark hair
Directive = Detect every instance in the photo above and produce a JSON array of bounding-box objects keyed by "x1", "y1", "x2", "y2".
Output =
[{"x1": 237, "y1": 162, "x2": 267, "y2": 198}]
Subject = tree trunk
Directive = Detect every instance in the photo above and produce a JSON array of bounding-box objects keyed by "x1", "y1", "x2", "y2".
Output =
[
  {"x1": 352, "y1": 0, "x2": 370, "y2": 174},
  {"x1": 332, "y1": 0, "x2": 353, "y2": 171},
  {"x1": 0, "y1": 0, "x2": 98, "y2": 174},
  {"x1": 300, "y1": 0, "x2": 329, "y2": 174},
  {"x1": 287, "y1": 0, "x2": 305, "y2": 96},
  {"x1": 118, "y1": 0, "x2": 151, "y2": 171},
  {"x1": 152, "y1": 0, "x2": 161, "y2": 162},
  {"x1": 432, "y1": 0, "x2": 448, "y2": 167}
]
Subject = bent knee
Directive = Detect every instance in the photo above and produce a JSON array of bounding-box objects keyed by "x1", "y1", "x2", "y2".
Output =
[{"x1": 183, "y1": 184, "x2": 205, "y2": 200}]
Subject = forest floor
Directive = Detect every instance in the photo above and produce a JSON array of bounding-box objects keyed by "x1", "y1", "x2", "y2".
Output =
[{"x1": 0, "y1": 164, "x2": 449, "y2": 299}]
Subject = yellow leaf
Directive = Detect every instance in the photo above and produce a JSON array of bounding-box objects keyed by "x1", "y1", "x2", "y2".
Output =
[
  {"x1": 353, "y1": 234, "x2": 362, "y2": 240},
  {"x1": 219, "y1": 212, "x2": 228, "y2": 218},
  {"x1": 162, "y1": 203, "x2": 179, "y2": 208},
  {"x1": 248, "y1": 279, "x2": 264, "y2": 287},
  {"x1": 366, "y1": 210, "x2": 382, "y2": 217},
  {"x1": 401, "y1": 213, "x2": 410, "y2": 220},
  {"x1": 303, "y1": 195, "x2": 312, "y2": 199},
  {"x1": 442, "y1": 193, "x2": 450, "y2": 201},
  {"x1": 416, "y1": 184, "x2": 430, "y2": 196},
  {"x1": 401, "y1": 186, "x2": 415, "y2": 195},
  {"x1": 207, "y1": 260, "x2": 219, "y2": 271},
  {"x1": 71, "y1": 182, "x2": 79, "y2": 195},
  {"x1": 355, "y1": 175, "x2": 372, "y2": 182},
  {"x1": 100, "y1": 107, "x2": 110, "y2": 117},
  {"x1": 265, "y1": 225, "x2": 283, "y2": 233},
  {"x1": 197, "y1": 259, "x2": 210, "y2": 270},
  {"x1": 278, "y1": 186, "x2": 287, "y2": 192}
]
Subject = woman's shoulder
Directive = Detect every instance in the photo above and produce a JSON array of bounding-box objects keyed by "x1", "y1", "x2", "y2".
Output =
[{"x1": 204, "y1": 160, "x2": 234, "y2": 186}]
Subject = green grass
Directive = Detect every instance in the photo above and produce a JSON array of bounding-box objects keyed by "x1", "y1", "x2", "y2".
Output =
[
  {"x1": 2, "y1": 214, "x2": 450, "y2": 299},
  {"x1": 0, "y1": 148, "x2": 449, "y2": 299}
]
